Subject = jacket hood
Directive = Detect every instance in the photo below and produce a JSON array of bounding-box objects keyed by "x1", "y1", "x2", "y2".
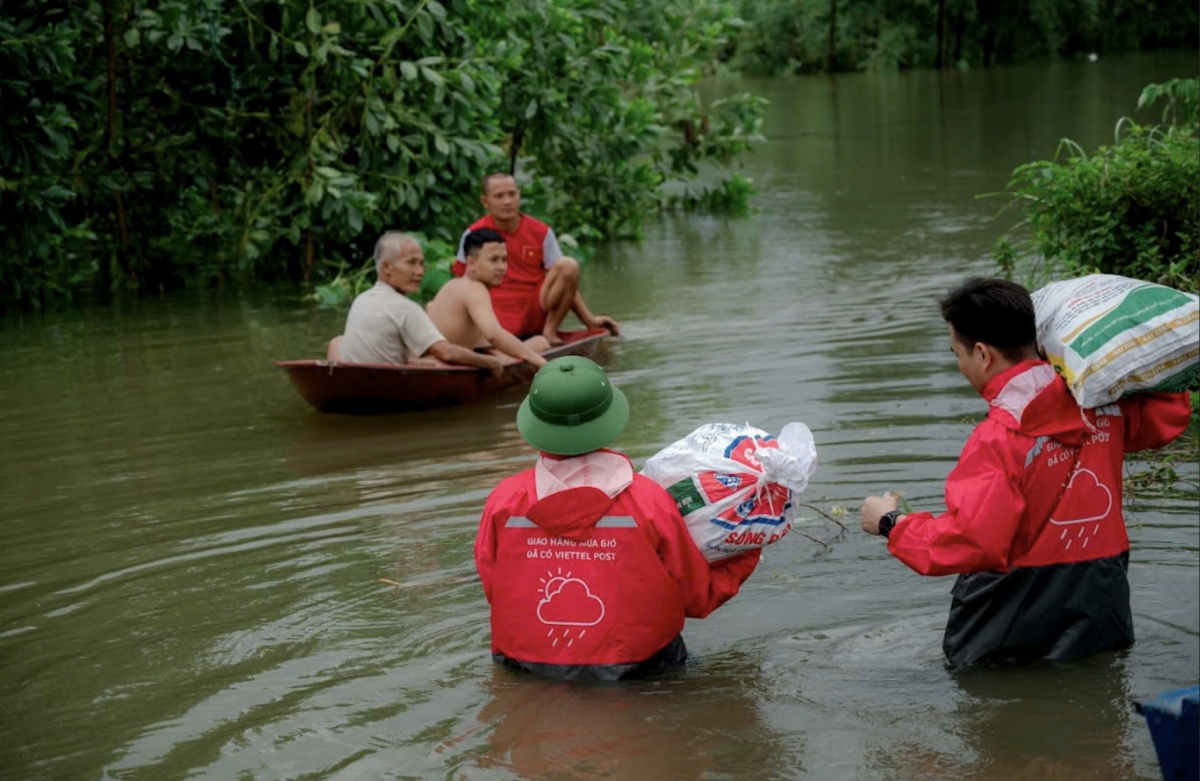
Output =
[
  {"x1": 526, "y1": 486, "x2": 617, "y2": 541},
  {"x1": 983, "y1": 361, "x2": 1091, "y2": 445},
  {"x1": 526, "y1": 450, "x2": 634, "y2": 541}
]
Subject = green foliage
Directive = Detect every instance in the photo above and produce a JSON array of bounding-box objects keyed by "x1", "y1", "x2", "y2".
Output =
[
  {"x1": 662, "y1": 174, "x2": 757, "y2": 215},
  {"x1": 1138, "y1": 77, "x2": 1200, "y2": 127},
  {"x1": 998, "y1": 78, "x2": 1200, "y2": 494},
  {"x1": 729, "y1": 0, "x2": 1197, "y2": 75},
  {"x1": 1124, "y1": 398, "x2": 1199, "y2": 502},
  {"x1": 0, "y1": 0, "x2": 765, "y2": 312},
  {"x1": 994, "y1": 79, "x2": 1199, "y2": 294},
  {"x1": 0, "y1": 7, "x2": 96, "y2": 307},
  {"x1": 486, "y1": 0, "x2": 764, "y2": 241}
]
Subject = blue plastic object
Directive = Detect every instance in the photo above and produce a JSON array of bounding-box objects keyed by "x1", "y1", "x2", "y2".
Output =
[{"x1": 1135, "y1": 684, "x2": 1199, "y2": 781}]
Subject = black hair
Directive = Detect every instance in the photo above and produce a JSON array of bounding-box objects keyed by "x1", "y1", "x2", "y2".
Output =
[
  {"x1": 939, "y1": 277, "x2": 1038, "y2": 360},
  {"x1": 463, "y1": 228, "x2": 505, "y2": 258},
  {"x1": 480, "y1": 172, "x2": 514, "y2": 195}
]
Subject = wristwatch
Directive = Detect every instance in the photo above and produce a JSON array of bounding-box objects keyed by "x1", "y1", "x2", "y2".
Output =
[{"x1": 878, "y1": 510, "x2": 903, "y2": 539}]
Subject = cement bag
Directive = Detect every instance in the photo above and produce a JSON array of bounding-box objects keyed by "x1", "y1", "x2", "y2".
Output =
[
  {"x1": 642, "y1": 422, "x2": 818, "y2": 562},
  {"x1": 1032, "y1": 274, "x2": 1199, "y2": 408}
]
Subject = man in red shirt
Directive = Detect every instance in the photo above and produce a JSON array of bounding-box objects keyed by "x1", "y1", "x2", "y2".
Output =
[
  {"x1": 474, "y1": 356, "x2": 760, "y2": 680},
  {"x1": 453, "y1": 173, "x2": 620, "y2": 345},
  {"x1": 859, "y1": 278, "x2": 1192, "y2": 666}
]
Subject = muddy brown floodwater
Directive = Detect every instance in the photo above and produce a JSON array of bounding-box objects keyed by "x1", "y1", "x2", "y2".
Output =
[{"x1": 1, "y1": 52, "x2": 1196, "y2": 781}]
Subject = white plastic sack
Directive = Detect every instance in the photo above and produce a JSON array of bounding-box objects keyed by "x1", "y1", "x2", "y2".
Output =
[
  {"x1": 642, "y1": 422, "x2": 818, "y2": 562},
  {"x1": 1032, "y1": 274, "x2": 1199, "y2": 408}
]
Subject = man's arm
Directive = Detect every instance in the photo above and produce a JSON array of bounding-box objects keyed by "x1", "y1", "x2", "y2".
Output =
[
  {"x1": 569, "y1": 291, "x2": 620, "y2": 335},
  {"x1": 547, "y1": 227, "x2": 619, "y2": 333},
  {"x1": 1120, "y1": 391, "x2": 1192, "y2": 452},
  {"x1": 876, "y1": 427, "x2": 1027, "y2": 577},
  {"x1": 641, "y1": 483, "x2": 761, "y2": 618},
  {"x1": 473, "y1": 491, "x2": 503, "y2": 603},
  {"x1": 425, "y1": 340, "x2": 504, "y2": 376},
  {"x1": 465, "y1": 285, "x2": 547, "y2": 367}
]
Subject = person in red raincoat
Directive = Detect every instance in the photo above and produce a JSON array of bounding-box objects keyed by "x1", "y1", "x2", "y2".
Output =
[
  {"x1": 860, "y1": 278, "x2": 1192, "y2": 667},
  {"x1": 474, "y1": 356, "x2": 760, "y2": 680}
]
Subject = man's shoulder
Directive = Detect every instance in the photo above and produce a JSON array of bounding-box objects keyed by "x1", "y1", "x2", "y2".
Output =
[
  {"x1": 517, "y1": 214, "x2": 551, "y2": 236},
  {"x1": 350, "y1": 282, "x2": 392, "y2": 307},
  {"x1": 363, "y1": 284, "x2": 424, "y2": 316},
  {"x1": 487, "y1": 469, "x2": 537, "y2": 502},
  {"x1": 441, "y1": 276, "x2": 488, "y2": 300},
  {"x1": 469, "y1": 215, "x2": 497, "y2": 231},
  {"x1": 958, "y1": 416, "x2": 1030, "y2": 471},
  {"x1": 627, "y1": 474, "x2": 681, "y2": 509},
  {"x1": 968, "y1": 414, "x2": 1018, "y2": 443}
]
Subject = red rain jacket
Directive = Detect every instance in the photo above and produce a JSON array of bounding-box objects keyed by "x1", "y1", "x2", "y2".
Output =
[
  {"x1": 888, "y1": 360, "x2": 1192, "y2": 665},
  {"x1": 475, "y1": 454, "x2": 760, "y2": 679}
]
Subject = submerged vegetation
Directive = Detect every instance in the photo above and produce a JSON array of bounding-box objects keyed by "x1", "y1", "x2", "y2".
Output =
[
  {"x1": 995, "y1": 78, "x2": 1199, "y2": 293},
  {"x1": 0, "y1": 0, "x2": 764, "y2": 312}
]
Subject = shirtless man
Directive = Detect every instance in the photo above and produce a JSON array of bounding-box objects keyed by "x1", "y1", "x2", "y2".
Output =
[
  {"x1": 326, "y1": 231, "x2": 503, "y2": 375},
  {"x1": 454, "y1": 173, "x2": 619, "y2": 345},
  {"x1": 426, "y1": 228, "x2": 550, "y2": 368}
]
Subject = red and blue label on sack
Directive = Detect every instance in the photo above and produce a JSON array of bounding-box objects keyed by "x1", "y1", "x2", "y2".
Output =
[{"x1": 665, "y1": 434, "x2": 792, "y2": 542}]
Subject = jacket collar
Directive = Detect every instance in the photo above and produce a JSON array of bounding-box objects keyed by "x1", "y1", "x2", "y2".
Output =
[
  {"x1": 983, "y1": 360, "x2": 1055, "y2": 414},
  {"x1": 535, "y1": 449, "x2": 634, "y2": 500},
  {"x1": 983, "y1": 360, "x2": 1091, "y2": 441}
]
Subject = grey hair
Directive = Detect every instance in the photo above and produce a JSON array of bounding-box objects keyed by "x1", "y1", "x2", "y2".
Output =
[{"x1": 373, "y1": 231, "x2": 418, "y2": 275}]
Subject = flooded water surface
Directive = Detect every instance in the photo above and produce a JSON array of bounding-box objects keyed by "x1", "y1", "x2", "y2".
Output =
[{"x1": 1, "y1": 53, "x2": 1197, "y2": 780}]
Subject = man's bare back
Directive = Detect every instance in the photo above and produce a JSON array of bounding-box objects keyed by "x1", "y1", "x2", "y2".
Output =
[{"x1": 426, "y1": 277, "x2": 490, "y2": 349}]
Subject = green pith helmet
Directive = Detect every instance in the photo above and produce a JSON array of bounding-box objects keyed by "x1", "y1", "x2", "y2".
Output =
[{"x1": 516, "y1": 356, "x2": 629, "y2": 456}]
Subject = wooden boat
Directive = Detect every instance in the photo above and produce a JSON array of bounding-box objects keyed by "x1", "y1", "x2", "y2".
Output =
[{"x1": 278, "y1": 328, "x2": 610, "y2": 414}]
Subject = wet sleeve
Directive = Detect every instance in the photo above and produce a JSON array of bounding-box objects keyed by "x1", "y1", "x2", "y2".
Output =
[
  {"x1": 542, "y1": 228, "x2": 563, "y2": 268},
  {"x1": 474, "y1": 492, "x2": 502, "y2": 603},
  {"x1": 1119, "y1": 391, "x2": 1192, "y2": 453},
  {"x1": 886, "y1": 425, "x2": 1025, "y2": 576},
  {"x1": 646, "y1": 491, "x2": 761, "y2": 619}
]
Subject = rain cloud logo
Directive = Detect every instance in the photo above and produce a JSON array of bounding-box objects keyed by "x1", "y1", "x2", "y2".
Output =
[
  {"x1": 537, "y1": 569, "x2": 605, "y2": 649},
  {"x1": 1050, "y1": 468, "x2": 1114, "y2": 551},
  {"x1": 1050, "y1": 468, "x2": 1113, "y2": 525},
  {"x1": 537, "y1": 571, "x2": 605, "y2": 626}
]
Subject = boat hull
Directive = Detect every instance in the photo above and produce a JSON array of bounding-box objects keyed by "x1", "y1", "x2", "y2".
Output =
[{"x1": 278, "y1": 328, "x2": 609, "y2": 414}]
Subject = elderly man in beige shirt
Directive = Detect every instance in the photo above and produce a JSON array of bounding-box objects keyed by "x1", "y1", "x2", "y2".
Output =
[{"x1": 327, "y1": 232, "x2": 503, "y2": 375}]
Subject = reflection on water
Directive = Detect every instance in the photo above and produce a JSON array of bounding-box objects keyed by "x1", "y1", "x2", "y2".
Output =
[
  {"x1": 1, "y1": 52, "x2": 1197, "y2": 780},
  {"x1": 878, "y1": 655, "x2": 1142, "y2": 781},
  {"x1": 457, "y1": 660, "x2": 798, "y2": 780}
]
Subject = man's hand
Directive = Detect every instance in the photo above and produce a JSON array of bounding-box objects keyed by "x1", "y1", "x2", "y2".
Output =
[
  {"x1": 587, "y1": 314, "x2": 620, "y2": 336},
  {"x1": 482, "y1": 354, "x2": 505, "y2": 378},
  {"x1": 860, "y1": 493, "x2": 900, "y2": 535}
]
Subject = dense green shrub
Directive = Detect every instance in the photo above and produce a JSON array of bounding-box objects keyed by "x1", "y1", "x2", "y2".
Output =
[
  {"x1": 730, "y1": 0, "x2": 1196, "y2": 75},
  {"x1": 995, "y1": 79, "x2": 1199, "y2": 294},
  {"x1": 0, "y1": 0, "x2": 764, "y2": 312}
]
